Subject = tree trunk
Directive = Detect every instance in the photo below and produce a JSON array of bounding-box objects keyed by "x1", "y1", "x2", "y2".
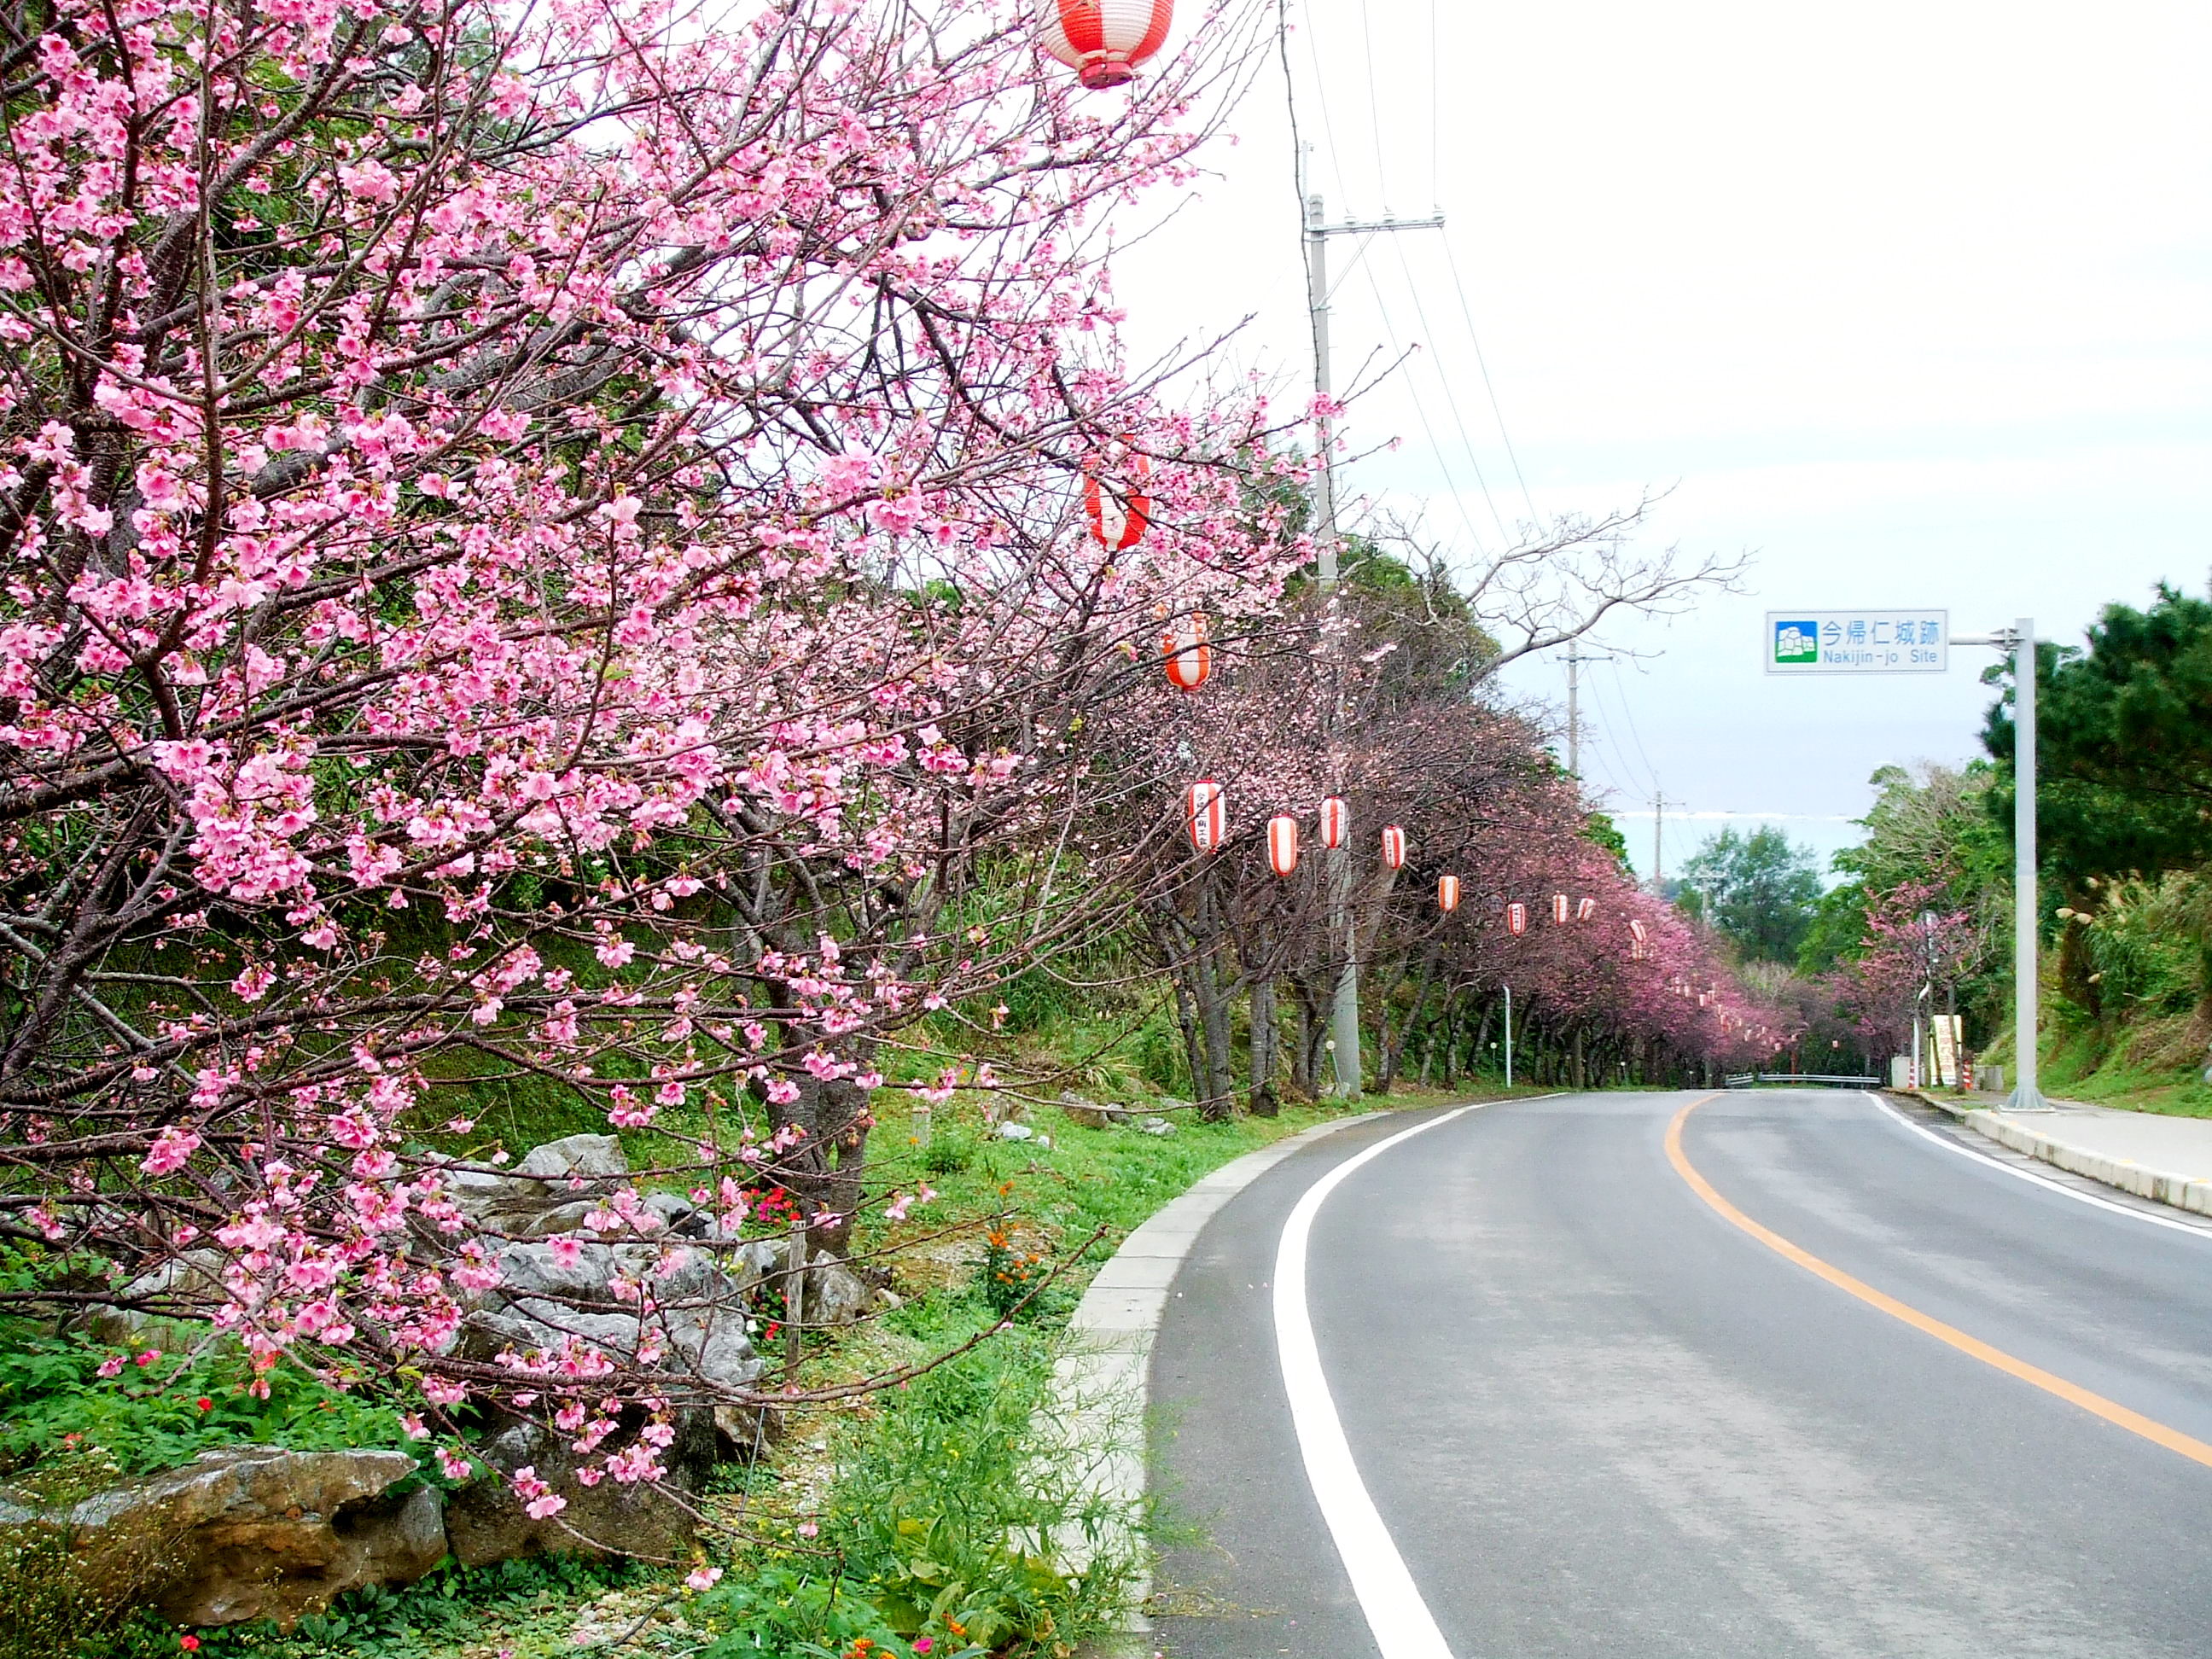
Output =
[{"x1": 1250, "y1": 979, "x2": 1280, "y2": 1115}]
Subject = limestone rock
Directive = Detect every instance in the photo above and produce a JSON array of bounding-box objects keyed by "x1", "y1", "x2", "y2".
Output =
[
  {"x1": 443, "y1": 1415, "x2": 717, "y2": 1567},
  {"x1": 1057, "y1": 1093, "x2": 1139, "y2": 1130},
  {"x1": 81, "y1": 1249, "x2": 229, "y2": 1351},
  {"x1": 10, "y1": 1447, "x2": 445, "y2": 1630}
]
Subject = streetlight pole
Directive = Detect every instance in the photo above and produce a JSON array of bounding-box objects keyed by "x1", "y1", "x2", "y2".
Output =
[
  {"x1": 1504, "y1": 983, "x2": 1513, "y2": 1090},
  {"x1": 1303, "y1": 172, "x2": 1442, "y2": 1099}
]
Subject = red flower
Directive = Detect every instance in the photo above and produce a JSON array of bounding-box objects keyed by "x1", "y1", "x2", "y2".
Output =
[
  {"x1": 179, "y1": 1639, "x2": 201, "y2": 1652},
  {"x1": 196, "y1": 1397, "x2": 213, "y2": 1412}
]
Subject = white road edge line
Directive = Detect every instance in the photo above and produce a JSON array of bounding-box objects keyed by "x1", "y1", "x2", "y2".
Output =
[
  {"x1": 1864, "y1": 1091, "x2": 2212, "y2": 1242},
  {"x1": 1272, "y1": 1094, "x2": 1561, "y2": 1659}
]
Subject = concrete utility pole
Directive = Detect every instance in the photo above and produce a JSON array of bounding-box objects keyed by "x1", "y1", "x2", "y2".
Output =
[
  {"x1": 1650, "y1": 788, "x2": 1667, "y2": 894},
  {"x1": 1304, "y1": 169, "x2": 1442, "y2": 1099}
]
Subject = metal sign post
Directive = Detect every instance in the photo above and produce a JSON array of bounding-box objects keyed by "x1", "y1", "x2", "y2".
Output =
[{"x1": 1767, "y1": 610, "x2": 2051, "y2": 1110}]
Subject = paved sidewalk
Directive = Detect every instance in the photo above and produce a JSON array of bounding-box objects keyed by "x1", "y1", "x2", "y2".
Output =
[{"x1": 1920, "y1": 1090, "x2": 2212, "y2": 1216}]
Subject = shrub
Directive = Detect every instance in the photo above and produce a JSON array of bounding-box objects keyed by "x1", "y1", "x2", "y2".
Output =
[
  {"x1": 0, "y1": 1328, "x2": 412, "y2": 1485},
  {"x1": 694, "y1": 1335, "x2": 1138, "y2": 1656}
]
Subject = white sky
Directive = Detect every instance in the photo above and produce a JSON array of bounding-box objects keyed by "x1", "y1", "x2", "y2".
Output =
[{"x1": 1109, "y1": 0, "x2": 2212, "y2": 882}]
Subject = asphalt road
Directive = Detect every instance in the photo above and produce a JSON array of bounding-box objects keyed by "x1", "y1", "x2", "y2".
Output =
[{"x1": 1149, "y1": 1089, "x2": 2212, "y2": 1658}]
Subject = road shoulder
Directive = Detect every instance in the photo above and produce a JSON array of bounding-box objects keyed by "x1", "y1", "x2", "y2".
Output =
[
  {"x1": 1905, "y1": 1088, "x2": 2212, "y2": 1218},
  {"x1": 1052, "y1": 1108, "x2": 1389, "y2": 1657}
]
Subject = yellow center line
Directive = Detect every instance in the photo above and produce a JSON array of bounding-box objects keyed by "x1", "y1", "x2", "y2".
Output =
[{"x1": 1666, "y1": 1095, "x2": 2212, "y2": 1473}]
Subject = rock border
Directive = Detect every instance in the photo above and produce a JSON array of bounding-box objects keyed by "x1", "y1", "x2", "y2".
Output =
[
  {"x1": 1051, "y1": 1109, "x2": 1388, "y2": 1658},
  {"x1": 1905, "y1": 1089, "x2": 2212, "y2": 1218}
]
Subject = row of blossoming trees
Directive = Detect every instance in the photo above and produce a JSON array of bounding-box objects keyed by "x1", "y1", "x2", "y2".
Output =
[
  {"x1": 0, "y1": 0, "x2": 1777, "y2": 1522},
  {"x1": 1080, "y1": 559, "x2": 1783, "y2": 1112}
]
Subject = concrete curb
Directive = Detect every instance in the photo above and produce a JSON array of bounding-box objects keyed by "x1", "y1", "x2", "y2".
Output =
[
  {"x1": 1901, "y1": 1089, "x2": 2212, "y2": 1219},
  {"x1": 1051, "y1": 1109, "x2": 1389, "y2": 1657}
]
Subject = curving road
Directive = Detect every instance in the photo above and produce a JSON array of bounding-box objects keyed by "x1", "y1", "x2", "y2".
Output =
[{"x1": 1148, "y1": 1089, "x2": 2212, "y2": 1658}]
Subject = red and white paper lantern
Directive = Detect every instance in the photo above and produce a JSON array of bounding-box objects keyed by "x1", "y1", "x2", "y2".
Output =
[
  {"x1": 1506, "y1": 900, "x2": 1528, "y2": 934},
  {"x1": 1380, "y1": 824, "x2": 1406, "y2": 870},
  {"x1": 1161, "y1": 613, "x2": 1210, "y2": 691},
  {"x1": 1438, "y1": 875, "x2": 1462, "y2": 912},
  {"x1": 1551, "y1": 893, "x2": 1569, "y2": 925},
  {"x1": 1185, "y1": 780, "x2": 1225, "y2": 853},
  {"x1": 1628, "y1": 917, "x2": 1648, "y2": 944},
  {"x1": 1266, "y1": 814, "x2": 1300, "y2": 877},
  {"x1": 1040, "y1": 0, "x2": 1177, "y2": 90},
  {"x1": 1576, "y1": 896, "x2": 1597, "y2": 923},
  {"x1": 1083, "y1": 451, "x2": 1150, "y2": 549},
  {"x1": 1319, "y1": 795, "x2": 1348, "y2": 849}
]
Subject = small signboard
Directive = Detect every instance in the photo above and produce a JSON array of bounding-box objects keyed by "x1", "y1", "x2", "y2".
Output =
[{"x1": 1766, "y1": 610, "x2": 1947, "y2": 674}]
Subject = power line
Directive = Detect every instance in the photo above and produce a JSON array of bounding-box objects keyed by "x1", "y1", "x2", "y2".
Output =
[
  {"x1": 1439, "y1": 234, "x2": 1539, "y2": 521},
  {"x1": 1382, "y1": 232, "x2": 1516, "y2": 544},
  {"x1": 1353, "y1": 253, "x2": 1503, "y2": 551}
]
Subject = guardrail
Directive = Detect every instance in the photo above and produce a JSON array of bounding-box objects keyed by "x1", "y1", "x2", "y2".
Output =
[{"x1": 1723, "y1": 1073, "x2": 1881, "y2": 1090}]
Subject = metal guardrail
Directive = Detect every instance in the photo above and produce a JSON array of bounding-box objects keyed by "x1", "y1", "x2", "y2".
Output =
[{"x1": 1723, "y1": 1073, "x2": 1881, "y2": 1090}]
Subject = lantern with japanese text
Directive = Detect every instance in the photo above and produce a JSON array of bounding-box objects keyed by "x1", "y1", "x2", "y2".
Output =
[
  {"x1": 1185, "y1": 780, "x2": 1225, "y2": 853},
  {"x1": 1438, "y1": 875, "x2": 1461, "y2": 912},
  {"x1": 1161, "y1": 613, "x2": 1210, "y2": 690},
  {"x1": 1380, "y1": 824, "x2": 1406, "y2": 870},
  {"x1": 1551, "y1": 893, "x2": 1569, "y2": 925},
  {"x1": 1576, "y1": 896, "x2": 1597, "y2": 922},
  {"x1": 1083, "y1": 451, "x2": 1150, "y2": 549},
  {"x1": 1319, "y1": 796, "x2": 1348, "y2": 849},
  {"x1": 1506, "y1": 900, "x2": 1528, "y2": 934},
  {"x1": 1041, "y1": 0, "x2": 1177, "y2": 90},
  {"x1": 1266, "y1": 814, "x2": 1300, "y2": 876}
]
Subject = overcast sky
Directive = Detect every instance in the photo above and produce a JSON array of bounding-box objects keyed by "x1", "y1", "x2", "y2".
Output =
[{"x1": 1109, "y1": 0, "x2": 2212, "y2": 882}]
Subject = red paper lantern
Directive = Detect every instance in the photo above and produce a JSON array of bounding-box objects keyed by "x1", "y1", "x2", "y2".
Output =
[
  {"x1": 1506, "y1": 900, "x2": 1528, "y2": 935},
  {"x1": 1083, "y1": 451, "x2": 1150, "y2": 549},
  {"x1": 1438, "y1": 875, "x2": 1461, "y2": 912},
  {"x1": 1266, "y1": 814, "x2": 1300, "y2": 876},
  {"x1": 1319, "y1": 795, "x2": 1348, "y2": 849},
  {"x1": 1551, "y1": 893, "x2": 1569, "y2": 925},
  {"x1": 1185, "y1": 780, "x2": 1225, "y2": 853},
  {"x1": 1628, "y1": 917, "x2": 1648, "y2": 944},
  {"x1": 1161, "y1": 613, "x2": 1210, "y2": 690},
  {"x1": 1041, "y1": 0, "x2": 1177, "y2": 90},
  {"x1": 1380, "y1": 824, "x2": 1406, "y2": 870},
  {"x1": 1576, "y1": 896, "x2": 1597, "y2": 922}
]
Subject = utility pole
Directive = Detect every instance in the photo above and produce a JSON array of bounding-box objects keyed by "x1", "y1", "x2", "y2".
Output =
[
  {"x1": 1564, "y1": 642, "x2": 1615, "y2": 778},
  {"x1": 1304, "y1": 164, "x2": 1442, "y2": 1099},
  {"x1": 1650, "y1": 788, "x2": 1667, "y2": 894}
]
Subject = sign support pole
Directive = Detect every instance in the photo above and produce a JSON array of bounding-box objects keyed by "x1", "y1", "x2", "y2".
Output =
[
  {"x1": 1769, "y1": 608, "x2": 2050, "y2": 1109},
  {"x1": 2005, "y1": 618, "x2": 2050, "y2": 1110}
]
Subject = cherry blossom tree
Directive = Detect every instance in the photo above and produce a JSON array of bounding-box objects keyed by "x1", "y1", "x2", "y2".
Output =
[{"x1": 0, "y1": 0, "x2": 1319, "y2": 1507}]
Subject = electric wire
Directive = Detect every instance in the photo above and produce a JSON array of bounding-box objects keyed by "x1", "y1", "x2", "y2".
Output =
[
  {"x1": 1353, "y1": 253, "x2": 1499, "y2": 555},
  {"x1": 1358, "y1": 0, "x2": 1389, "y2": 212},
  {"x1": 1440, "y1": 234, "x2": 1540, "y2": 521},
  {"x1": 1383, "y1": 230, "x2": 1513, "y2": 543}
]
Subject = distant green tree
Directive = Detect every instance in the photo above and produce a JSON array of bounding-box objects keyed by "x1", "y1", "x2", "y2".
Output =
[
  {"x1": 1582, "y1": 811, "x2": 1633, "y2": 870},
  {"x1": 1678, "y1": 826, "x2": 1823, "y2": 964},
  {"x1": 1794, "y1": 879, "x2": 1868, "y2": 977},
  {"x1": 1983, "y1": 585, "x2": 2212, "y2": 889}
]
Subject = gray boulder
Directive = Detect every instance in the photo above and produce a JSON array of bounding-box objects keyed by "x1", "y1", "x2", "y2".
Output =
[
  {"x1": 443, "y1": 1413, "x2": 717, "y2": 1567},
  {"x1": 443, "y1": 1134, "x2": 630, "y2": 1231},
  {"x1": 2, "y1": 1447, "x2": 443, "y2": 1630},
  {"x1": 1057, "y1": 1092, "x2": 1140, "y2": 1130}
]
